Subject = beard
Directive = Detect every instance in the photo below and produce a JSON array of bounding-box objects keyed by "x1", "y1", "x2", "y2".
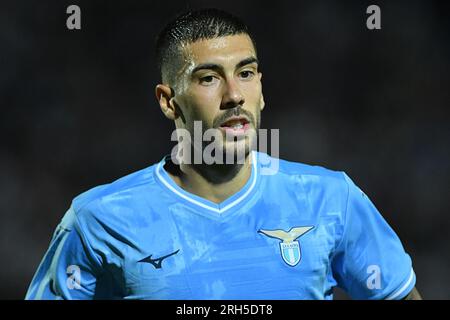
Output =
[
  {"x1": 177, "y1": 107, "x2": 260, "y2": 165},
  {"x1": 212, "y1": 107, "x2": 260, "y2": 164}
]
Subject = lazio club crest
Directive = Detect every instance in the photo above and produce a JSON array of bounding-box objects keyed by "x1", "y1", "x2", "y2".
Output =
[{"x1": 259, "y1": 226, "x2": 314, "y2": 267}]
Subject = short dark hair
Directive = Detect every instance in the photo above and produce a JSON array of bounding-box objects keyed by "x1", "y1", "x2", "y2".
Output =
[{"x1": 156, "y1": 8, "x2": 257, "y2": 85}]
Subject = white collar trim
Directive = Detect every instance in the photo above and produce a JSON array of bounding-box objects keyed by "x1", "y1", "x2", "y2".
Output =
[{"x1": 155, "y1": 151, "x2": 259, "y2": 214}]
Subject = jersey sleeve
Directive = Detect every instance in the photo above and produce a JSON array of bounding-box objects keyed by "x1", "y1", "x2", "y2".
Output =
[
  {"x1": 331, "y1": 173, "x2": 416, "y2": 300},
  {"x1": 25, "y1": 206, "x2": 103, "y2": 300}
]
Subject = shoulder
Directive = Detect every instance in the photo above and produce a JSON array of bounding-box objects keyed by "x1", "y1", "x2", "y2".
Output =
[
  {"x1": 279, "y1": 158, "x2": 344, "y2": 179},
  {"x1": 68, "y1": 162, "x2": 161, "y2": 224},
  {"x1": 259, "y1": 153, "x2": 355, "y2": 216},
  {"x1": 260, "y1": 153, "x2": 366, "y2": 212},
  {"x1": 261, "y1": 152, "x2": 349, "y2": 189}
]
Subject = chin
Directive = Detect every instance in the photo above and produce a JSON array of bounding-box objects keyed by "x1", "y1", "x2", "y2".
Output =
[{"x1": 221, "y1": 139, "x2": 252, "y2": 165}]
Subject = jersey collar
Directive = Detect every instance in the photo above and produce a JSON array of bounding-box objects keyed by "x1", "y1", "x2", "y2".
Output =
[{"x1": 154, "y1": 151, "x2": 260, "y2": 214}]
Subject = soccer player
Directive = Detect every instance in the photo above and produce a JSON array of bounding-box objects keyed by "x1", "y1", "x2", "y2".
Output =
[{"x1": 26, "y1": 8, "x2": 421, "y2": 300}]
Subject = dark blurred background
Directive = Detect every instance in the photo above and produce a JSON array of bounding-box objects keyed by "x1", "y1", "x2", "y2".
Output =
[{"x1": 1, "y1": 0, "x2": 449, "y2": 299}]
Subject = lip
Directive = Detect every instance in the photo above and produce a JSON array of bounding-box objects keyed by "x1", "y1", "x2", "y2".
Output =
[
  {"x1": 219, "y1": 116, "x2": 251, "y2": 136},
  {"x1": 219, "y1": 116, "x2": 250, "y2": 127},
  {"x1": 219, "y1": 123, "x2": 251, "y2": 135}
]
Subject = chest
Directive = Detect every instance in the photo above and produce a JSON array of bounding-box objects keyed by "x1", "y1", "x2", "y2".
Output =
[{"x1": 120, "y1": 206, "x2": 339, "y2": 299}]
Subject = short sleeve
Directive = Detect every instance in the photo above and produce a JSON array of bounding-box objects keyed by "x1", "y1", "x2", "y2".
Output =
[
  {"x1": 25, "y1": 207, "x2": 102, "y2": 300},
  {"x1": 331, "y1": 173, "x2": 416, "y2": 300}
]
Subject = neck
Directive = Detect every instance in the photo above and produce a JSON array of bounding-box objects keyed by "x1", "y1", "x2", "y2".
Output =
[{"x1": 165, "y1": 153, "x2": 253, "y2": 204}]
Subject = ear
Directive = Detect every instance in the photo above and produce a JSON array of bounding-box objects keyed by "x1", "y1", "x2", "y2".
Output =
[{"x1": 155, "y1": 84, "x2": 177, "y2": 120}]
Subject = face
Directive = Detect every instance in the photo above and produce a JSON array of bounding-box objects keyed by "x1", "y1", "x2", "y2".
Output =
[{"x1": 158, "y1": 34, "x2": 265, "y2": 162}]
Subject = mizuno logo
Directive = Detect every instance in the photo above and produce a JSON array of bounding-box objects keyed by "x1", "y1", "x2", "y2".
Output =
[
  {"x1": 259, "y1": 226, "x2": 314, "y2": 266},
  {"x1": 138, "y1": 249, "x2": 180, "y2": 269}
]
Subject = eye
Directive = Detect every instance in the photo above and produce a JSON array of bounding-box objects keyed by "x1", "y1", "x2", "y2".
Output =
[
  {"x1": 199, "y1": 75, "x2": 218, "y2": 86},
  {"x1": 239, "y1": 70, "x2": 255, "y2": 80}
]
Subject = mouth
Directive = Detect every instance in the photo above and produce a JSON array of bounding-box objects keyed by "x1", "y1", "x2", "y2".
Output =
[{"x1": 219, "y1": 116, "x2": 251, "y2": 133}]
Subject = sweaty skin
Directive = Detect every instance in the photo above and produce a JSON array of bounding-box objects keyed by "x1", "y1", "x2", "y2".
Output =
[{"x1": 156, "y1": 34, "x2": 264, "y2": 204}]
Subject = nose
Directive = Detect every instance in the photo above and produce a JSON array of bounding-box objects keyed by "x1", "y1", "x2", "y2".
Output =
[{"x1": 221, "y1": 78, "x2": 245, "y2": 109}]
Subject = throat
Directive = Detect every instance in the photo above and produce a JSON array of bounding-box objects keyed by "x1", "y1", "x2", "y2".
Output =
[{"x1": 164, "y1": 156, "x2": 252, "y2": 204}]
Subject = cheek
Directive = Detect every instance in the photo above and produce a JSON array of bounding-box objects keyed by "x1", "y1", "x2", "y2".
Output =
[
  {"x1": 192, "y1": 85, "x2": 222, "y2": 103},
  {"x1": 183, "y1": 88, "x2": 220, "y2": 123},
  {"x1": 243, "y1": 81, "x2": 263, "y2": 107}
]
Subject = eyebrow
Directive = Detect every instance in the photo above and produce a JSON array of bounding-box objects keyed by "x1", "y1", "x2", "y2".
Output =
[{"x1": 191, "y1": 56, "x2": 259, "y2": 75}]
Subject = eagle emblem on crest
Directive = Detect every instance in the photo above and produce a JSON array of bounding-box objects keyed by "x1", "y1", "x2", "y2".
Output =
[{"x1": 259, "y1": 226, "x2": 314, "y2": 266}]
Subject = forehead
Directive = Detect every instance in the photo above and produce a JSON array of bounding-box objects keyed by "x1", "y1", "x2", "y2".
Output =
[{"x1": 182, "y1": 34, "x2": 256, "y2": 67}]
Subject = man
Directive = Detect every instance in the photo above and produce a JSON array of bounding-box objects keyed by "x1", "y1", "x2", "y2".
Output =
[{"x1": 26, "y1": 8, "x2": 421, "y2": 300}]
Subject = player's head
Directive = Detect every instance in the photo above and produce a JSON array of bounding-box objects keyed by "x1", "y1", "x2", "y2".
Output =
[{"x1": 155, "y1": 8, "x2": 264, "y2": 163}]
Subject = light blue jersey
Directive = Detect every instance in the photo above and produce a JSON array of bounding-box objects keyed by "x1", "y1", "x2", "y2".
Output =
[{"x1": 25, "y1": 152, "x2": 415, "y2": 300}]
